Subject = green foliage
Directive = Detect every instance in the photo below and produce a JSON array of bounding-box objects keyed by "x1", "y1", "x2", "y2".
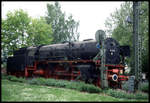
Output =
[
  {"x1": 139, "y1": 82, "x2": 149, "y2": 93},
  {"x1": 3, "y1": 74, "x2": 101, "y2": 93},
  {"x1": 27, "y1": 17, "x2": 53, "y2": 46},
  {"x1": 27, "y1": 78, "x2": 39, "y2": 85},
  {"x1": 66, "y1": 81, "x2": 101, "y2": 93},
  {"x1": 2, "y1": 74, "x2": 14, "y2": 80},
  {"x1": 2, "y1": 75, "x2": 148, "y2": 101},
  {"x1": 2, "y1": 9, "x2": 31, "y2": 61},
  {"x1": 44, "y1": 78, "x2": 59, "y2": 86},
  {"x1": 134, "y1": 91, "x2": 148, "y2": 99},
  {"x1": 121, "y1": 81, "x2": 149, "y2": 93},
  {"x1": 122, "y1": 81, "x2": 129, "y2": 91},
  {"x1": 104, "y1": 89, "x2": 148, "y2": 99},
  {"x1": 36, "y1": 78, "x2": 102, "y2": 93},
  {"x1": 2, "y1": 74, "x2": 26, "y2": 83},
  {"x1": 45, "y1": 2, "x2": 80, "y2": 44},
  {"x1": 2, "y1": 9, "x2": 53, "y2": 67},
  {"x1": 1, "y1": 74, "x2": 9, "y2": 79},
  {"x1": 3, "y1": 79, "x2": 148, "y2": 101},
  {"x1": 9, "y1": 76, "x2": 26, "y2": 83},
  {"x1": 105, "y1": 2, "x2": 149, "y2": 74},
  {"x1": 1, "y1": 61, "x2": 7, "y2": 69}
]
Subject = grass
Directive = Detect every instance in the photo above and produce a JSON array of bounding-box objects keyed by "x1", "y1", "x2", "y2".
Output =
[
  {"x1": 122, "y1": 80, "x2": 149, "y2": 93},
  {"x1": 139, "y1": 82, "x2": 149, "y2": 93},
  {"x1": 2, "y1": 74, "x2": 102, "y2": 93},
  {"x1": 104, "y1": 88, "x2": 148, "y2": 100},
  {"x1": 1, "y1": 79, "x2": 149, "y2": 102}
]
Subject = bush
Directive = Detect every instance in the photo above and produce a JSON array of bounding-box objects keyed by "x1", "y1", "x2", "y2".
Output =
[
  {"x1": 2, "y1": 74, "x2": 26, "y2": 83},
  {"x1": 1, "y1": 74, "x2": 8, "y2": 79},
  {"x1": 66, "y1": 81, "x2": 80, "y2": 90},
  {"x1": 52, "y1": 79, "x2": 67, "y2": 88},
  {"x1": 122, "y1": 81, "x2": 129, "y2": 91},
  {"x1": 2, "y1": 74, "x2": 148, "y2": 98},
  {"x1": 40, "y1": 78, "x2": 102, "y2": 93},
  {"x1": 138, "y1": 82, "x2": 149, "y2": 93},
  {"x1": 105, "y1": 89, "x2": 148, "y2": 99},
  {"x1": 122, "y1": 81, "x2": 149, "y2": 93},
  {"x1": 35, "y1": 77, "x2": 47, "y2": 85},
  {"x1": 1, "y1": 75, "x2": 103, "y2": 93},
  {"x1": 44, "y1": 78, "x2": 57, "y2": 86},
  {"x1": 65, "y1": 81, "x2": 101, "y2": 93},
  {"x1": 134, "y1": 91, "x2": 148, "y2": 99},
  {"x1": 27, "y1": 78, "x2": 39, "y2": 85},
  {"x1": 2, "y1": 74, "x2": 14, "y2": 80},
  {"x1": 29, "y1": 78, "x2": 102, "y2": 93},
  {"x1": 44, "y1": 78, "x2": 68, "y2": 87},
  {"x1": 13, "y1": 77, "x2": 26, "y2": 83}
]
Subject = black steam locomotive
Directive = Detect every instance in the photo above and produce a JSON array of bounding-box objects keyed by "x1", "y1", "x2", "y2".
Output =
[{"x1": 7, "y1": 30, "x2": 130, "y2": 88}]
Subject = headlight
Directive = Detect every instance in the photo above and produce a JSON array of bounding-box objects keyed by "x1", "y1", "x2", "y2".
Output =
[{"x1": 112, "y1": 74, "x2": 118, "y2": 81}]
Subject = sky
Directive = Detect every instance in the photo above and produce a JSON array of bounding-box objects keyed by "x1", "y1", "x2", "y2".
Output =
[{"x1": 2, "y1": 1, "x2": 124, "y2": 41}]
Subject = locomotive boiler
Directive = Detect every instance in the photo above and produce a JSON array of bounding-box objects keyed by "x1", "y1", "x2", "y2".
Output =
[{"x1": 7, "y1": 30, "x2": 130, "y2": 88}]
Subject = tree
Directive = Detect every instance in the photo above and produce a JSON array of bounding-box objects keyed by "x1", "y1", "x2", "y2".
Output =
[
  {"x1": 1, "y1": 9, "x2": 31, "y2": 69},
  {"x1": 104, "y1": 2, "x2": 149, "y2": 74},
  {"x1": 27, "y1": 17, "x2": 53, "y2": 46},
  {"x1": 1, "y1": 9, "x2": 53, "y2": 68},
  {"x1": 66, "y1": 15, "x2": 80, "y2": 42},
  {"x1": 140, "y1": 2, "x2": 149, "y2": 74},
  {"x1": 2, "y1": 9, "x2": 31, "y2": 58},
  {"x1": 45, "y1": 2, "x2": 80, "y2": 44}
]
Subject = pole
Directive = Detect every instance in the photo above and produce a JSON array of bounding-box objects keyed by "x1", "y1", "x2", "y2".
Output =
[
  {"x1": 100, "y1": 32, "x2": 108, "y2": 89},
  {"x1": 133, "y1": 1, "x2": 140, "y2": 91},
  {"x1": 94, "y1": 30, "x2": 108, "y2": 89}
]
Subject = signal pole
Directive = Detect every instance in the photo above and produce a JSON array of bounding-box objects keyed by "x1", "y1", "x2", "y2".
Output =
[
  {"x1": 94, "y1": 30, "x2": 108, "y2": 89},
  {"x1": 100, "y1": 33, "x2": 108, "y2": 89},
  {"x1": 133, "y1": 1, "x2": 141, "y2": 91}
]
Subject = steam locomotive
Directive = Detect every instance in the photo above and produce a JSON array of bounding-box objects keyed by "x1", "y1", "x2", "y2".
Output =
[{"x1": 7, "y1": 30, "x2": 130, "y2": 88}]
